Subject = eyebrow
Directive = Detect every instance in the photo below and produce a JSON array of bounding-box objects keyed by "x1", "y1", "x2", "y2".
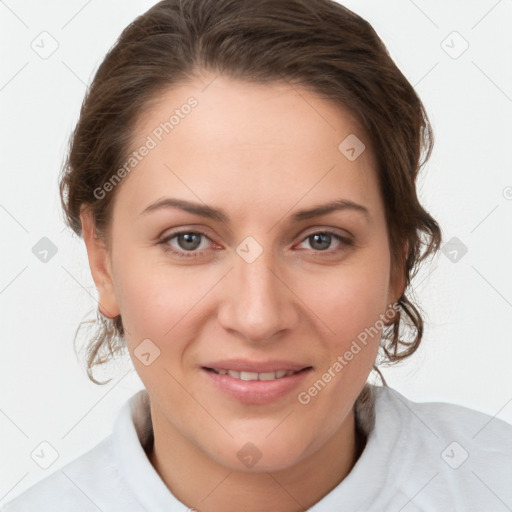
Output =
[{"x1": 139, "y1": 197, "x2": 370, "y2": 224}]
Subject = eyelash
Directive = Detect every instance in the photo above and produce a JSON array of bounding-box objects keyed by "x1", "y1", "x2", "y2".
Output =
[{"x1": 157, "y1": 230, "x2": 353, "y2": 259}]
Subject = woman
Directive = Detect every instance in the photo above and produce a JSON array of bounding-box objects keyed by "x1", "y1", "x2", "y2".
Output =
[{"x1": 3, "y1": 0, "x2": 511, "y2": 510}]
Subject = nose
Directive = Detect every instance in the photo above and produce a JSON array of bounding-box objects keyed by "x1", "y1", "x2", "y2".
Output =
[{"x1": 217, "y1": 244, "x2": 300, "y2": 344}]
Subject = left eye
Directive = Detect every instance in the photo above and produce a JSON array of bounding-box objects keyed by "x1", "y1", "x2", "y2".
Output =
[{"x1": 297, "y1": 232, "x2": 347, "y2": 252}]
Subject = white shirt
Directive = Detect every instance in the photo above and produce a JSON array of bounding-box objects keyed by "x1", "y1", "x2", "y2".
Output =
[{"x1": 2, "y1": 385, "x2": 511, "y2": 511}]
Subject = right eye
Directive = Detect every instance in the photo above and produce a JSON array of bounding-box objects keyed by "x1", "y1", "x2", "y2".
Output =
[{"x1": 158, "y1": 230, "x2": 215, "y2": 258}]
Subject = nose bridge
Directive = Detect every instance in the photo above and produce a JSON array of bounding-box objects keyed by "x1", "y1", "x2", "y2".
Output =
[
  {"x1": 218, "y1": 238, "x2": 297, "y2": 341},
  {"x1": 237, "y1": 244, "x2": 277, "y2": 299}
]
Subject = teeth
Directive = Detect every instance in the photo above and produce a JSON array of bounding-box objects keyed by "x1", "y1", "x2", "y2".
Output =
[
  {"x1": 212, "y1": 368, "x2": 298, "y2": 380},
  {"x1": 240, "y1": 371, "x2": 259, "y2": 381}
]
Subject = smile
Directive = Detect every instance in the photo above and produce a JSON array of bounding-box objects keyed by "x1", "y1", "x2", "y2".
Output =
[
  {"x1": 207, "y1": 368, "x2": 300, "y2": 380},
  {"x1": 201, "y1": 364, "x2": 313, "y2": 404}
]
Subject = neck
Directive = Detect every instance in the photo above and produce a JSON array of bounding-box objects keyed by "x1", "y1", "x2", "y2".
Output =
[{"x1": 148, "y1": 406, "x2": 366, "y2": 512}]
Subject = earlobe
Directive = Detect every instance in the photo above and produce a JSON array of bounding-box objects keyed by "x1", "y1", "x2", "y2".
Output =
[
  {"x1": 392, "y1": 267, "x2": 407, "y2": 303},
  {"x1": 385, "y1": 241, "x2": 409, "y2": 325},
  {"x1": 80, "y1": 206, "x2": 120, "y2": 319}
]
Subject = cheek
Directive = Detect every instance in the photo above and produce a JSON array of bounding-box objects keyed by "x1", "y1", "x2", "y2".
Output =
[
  {"x1": 305, "y1": 245, "x2": 391, "y2": 342},
  {"x1": 112, "y1": 252, "x2": 222, "y2": 366},
  {"x1": 112, "y1": 252, "x2": 189, "y2": 341}
]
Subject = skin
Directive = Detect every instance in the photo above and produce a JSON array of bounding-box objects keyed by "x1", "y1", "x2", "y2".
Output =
[{"x1": 81, "y1": 73, "x2": 405, "y2": 512}]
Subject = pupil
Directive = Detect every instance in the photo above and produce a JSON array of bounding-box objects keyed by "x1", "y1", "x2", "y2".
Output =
[
  {"x1": 179, "y1": 233, "x2": 201, "y2": 250},
  {"x1": 311, "y1": 233, "x2": 331, "y2": 251}
]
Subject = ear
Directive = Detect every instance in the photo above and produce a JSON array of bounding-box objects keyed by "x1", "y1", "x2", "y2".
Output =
[
  {"x1": 80, "y1": 206, "x2": 120, "y2": 319},
  {"x1": 388, "y1": 240, "x2": 409, "y2": 305}
]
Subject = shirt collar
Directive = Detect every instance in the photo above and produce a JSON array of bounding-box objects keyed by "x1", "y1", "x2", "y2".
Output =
[{"x1": 112, "y1": 389, "x2": 189, "y2": 510}]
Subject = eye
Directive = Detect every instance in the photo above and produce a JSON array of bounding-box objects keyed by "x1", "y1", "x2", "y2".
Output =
[
  {"x1": 296, "y1": 231, "x2": 352, "y2": 254},
  {"x1": 158, "y1": 228, "x2": 353, "y2": 259},
  {"x1": 158, "y1": 230, "x2": 214, "y2": 258}
]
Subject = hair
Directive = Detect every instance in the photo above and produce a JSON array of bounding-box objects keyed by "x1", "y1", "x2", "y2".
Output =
[{"x1": 59, "y1": 0, "x2": 442, "y2": 386}]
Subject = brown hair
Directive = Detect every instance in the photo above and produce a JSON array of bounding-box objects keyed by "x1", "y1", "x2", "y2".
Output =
[{"x1": 59, "y1": 0, "x2": 441, "y2": 385}]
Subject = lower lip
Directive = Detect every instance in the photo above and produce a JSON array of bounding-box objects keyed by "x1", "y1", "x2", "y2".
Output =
[{"x1": 201, "y1": 368, "x2": 312, "y2": 405}]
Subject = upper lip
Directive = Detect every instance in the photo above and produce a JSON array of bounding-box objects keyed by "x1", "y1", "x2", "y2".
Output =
[{"x1": 202, "y1": 359, "x2": 312, "y2": 373}]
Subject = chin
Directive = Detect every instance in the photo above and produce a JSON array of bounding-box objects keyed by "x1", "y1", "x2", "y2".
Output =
[{"x1": 207, "y1": 434, "x2": 312, "y2": 473}]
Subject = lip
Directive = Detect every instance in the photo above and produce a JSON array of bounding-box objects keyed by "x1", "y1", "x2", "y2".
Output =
[
  {"x1": 201, "y1": 359, "x2": 310, "y2": 373},
  {"x1": 201, "y1": 360, "x2": 313, "y2": 405}
]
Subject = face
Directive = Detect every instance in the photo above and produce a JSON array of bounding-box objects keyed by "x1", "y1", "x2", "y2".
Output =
[{"x1": 83, "y1": 74, "x2": 403, "y2": 473}]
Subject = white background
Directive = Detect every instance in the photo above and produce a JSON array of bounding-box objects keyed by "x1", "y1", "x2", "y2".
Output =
[{"x1": 1, "y1": 0, "x2": 511, "y2": 504}]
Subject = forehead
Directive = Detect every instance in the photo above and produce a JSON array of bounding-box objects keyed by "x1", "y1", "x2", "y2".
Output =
[{"x1": 116, "y1": 74, "x2": 382, "y2": 221}]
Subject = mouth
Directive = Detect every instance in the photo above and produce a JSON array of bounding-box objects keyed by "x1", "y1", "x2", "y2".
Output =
[
  {"x1": 201, "y1": 361, "x2": 313, "y2": 404},
  {"x1": 204, "y1": 368, "x2": 307, "y2": 380}
]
